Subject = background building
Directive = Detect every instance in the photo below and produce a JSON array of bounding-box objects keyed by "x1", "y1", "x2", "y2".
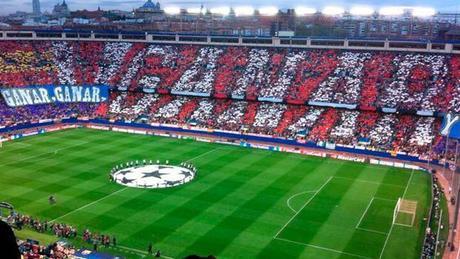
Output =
[
  {"x1": 32, "y1": 0, "x2": 41, "y2": 16},
  {"x1": 52, "y1": 0, "x2": 70, "y2": 18}
]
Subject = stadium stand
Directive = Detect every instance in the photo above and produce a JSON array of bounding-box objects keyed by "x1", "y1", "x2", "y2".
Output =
[
  {"x1": 0, "y1": 41, "x2": 458, "y2": 111},
  {"x1": 0, "y1": 40, "x2": 458, "y2": 161},
  {"x1": 5, "y1": 212, "x2": 116, "y2": 258}
]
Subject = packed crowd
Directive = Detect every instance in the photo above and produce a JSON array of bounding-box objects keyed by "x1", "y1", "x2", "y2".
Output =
[
  {"x1": 0, "y1": 87, "x2": 447, "y2": 159},
  {"x1": 8, "y1": 214, "x2": 77, "y2": 238},
  {"x1": 105, "y1": 93, "x2": 444, "y2": 156},
  {"x1": 172, "y1": 47, "x2": 223, "y2": 95},
  {"x1": 431, "y1": 136, "x2": 460, "y2": 168},
  {"x1": 0, "y1": 41, "x2": 459, "y2": 113},
  {"x1": 379, "y1": 54, "x2": 449, "y2": 112},
  {"x1": 0, "y1": 40, "x2": 458, "y2": 161},
  {"x1": 421, "y1": 177, "x2": 444, "y2": 259},
  {"x1": 5, "y1": 212, "x2": 115, "y2": 255},
  {"x1": 95, "y1": 42, "x2": 132, "y2": 86},
  {"x1": 18, "y1": 239, "x2": 75, "y2": 259},
  {"x1": 311, "y1": 52, "x2": 371, "y2": 105},
  {"x1": 0, "y1": 99, "x2": 102, "y2": 128}
]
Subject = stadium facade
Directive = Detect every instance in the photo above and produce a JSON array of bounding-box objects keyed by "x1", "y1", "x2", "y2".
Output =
[{"x1": 0, "y1": 30, "x2": 459, "y2": 54}]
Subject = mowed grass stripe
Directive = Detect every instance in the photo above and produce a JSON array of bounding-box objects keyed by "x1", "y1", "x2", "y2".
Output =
[
  {"x1": 56, "y1": 147, "x2": 235, "y2": 226},
  {"x1": 0, "y1": 128, "x2": 431, "y2": 259},
  {"x1": 218, "y1": 156, "x2": 348, "y2": 258},
  {"x1": 307, "y1": 167, "x2": 406, "y2": 259},
  {"x1": 0, "y1": 129, "x2": 124, "y2": 172},
  {"x1": 39, "y1": 140, "x2": 225, "y2": 224},
  {"x1": 271, "y1": 164, "x2": 388, "y2": 258},
  {"x1": 1, "y1": 131, "x2": 146, "y2": 216},
  {"x1": 378, "y1": 170, "x2": 414, "y2": 259},
  {"x1": 256, "y1": 162, "x2": 359, "y2": 258},
  {"x1": 178, "y1": 156, "x2": 325, "y2": 257},
  {"x1": 378, "y1": 172, "x2": 430, "y2": 259},
  {"x1": 122, "y1": 152, "x2": 324, "y2": 257},
  {"x1": 262, "y1": 162, "x2": 384, "y2": 256},
  {"x1": 124, "y1": 151, "x2": 282, "y2": 251},
  {"x1": 0, "y1": 129, "x2": 101, "y2": 162},
  {"x1": 53, "y1": 148, "x2": 247, "y2": 250}
]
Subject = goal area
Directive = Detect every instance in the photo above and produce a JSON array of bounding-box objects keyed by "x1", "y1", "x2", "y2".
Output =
[{"x1": 393, "y1": 198, "x2": 417, "y2": 227}]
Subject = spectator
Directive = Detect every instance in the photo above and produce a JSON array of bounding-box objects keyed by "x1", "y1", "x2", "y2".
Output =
[{"x1": 0, "y1": 220, "x2": 20, "y2": 259}]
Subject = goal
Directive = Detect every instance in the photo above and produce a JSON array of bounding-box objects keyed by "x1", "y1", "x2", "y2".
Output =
[{"x1": 393, "y1": 198, "x2": 417, "y2": 227}]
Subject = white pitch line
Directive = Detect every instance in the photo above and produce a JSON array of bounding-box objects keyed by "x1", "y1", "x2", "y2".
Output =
[
  {"x1": 456, "y1": 236, "x2": 460, "y2": 259},
  {"x1": 115, "y1": 245, "x2": 147, "y2": 257},
  {"x1": 356, "y1": 197, "x2": 375, "y2": 229},
  {"x1": 49, "y1": 147, "x2": 222, "y2": 223},
  {"x1": 185, "y1": 147, "x2": 222, "y2": 163},
  {"x1": 356, "y1": 227, "x2": 388, "y2": 236},
  {"x1": 333, "y1": 176, "x2": 405, "y2": 188},
  {"x1": 274, "y1": 176, "x2": 333, "y2": 238},
  {"x1": 49, "y1": 187, "x2": 128, "y2": 223},
  {"x1": 14, "y1": 142, "x2": 32, "y2": 147},
  {"x1": 393, "y1": 222, "x2": 415, "y2": 227},
  {"x1": 117, "y1": 245, "x2": 174, "y2": 259},
  {"x1": 378, "y1": 169, "x2": 414, "y2": 259},
  {"x1": 286, "y1": 190, "x2": 317, "y2": 213},
  {"x1": 275, "y1": 237, "x2": 372, "y2": 259},
  {"x1": 373, "y1": 197, "x2": 398, "y2": 202}
]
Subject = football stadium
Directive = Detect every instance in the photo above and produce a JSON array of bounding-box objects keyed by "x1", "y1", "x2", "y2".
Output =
[{"x1": 0, "y1": 1, "x2": 460, "y2": 259}]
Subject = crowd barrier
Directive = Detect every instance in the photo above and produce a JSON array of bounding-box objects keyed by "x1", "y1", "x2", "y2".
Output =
[{"x1": 308, "y1": 101, "x2": 357, "y2": 110}]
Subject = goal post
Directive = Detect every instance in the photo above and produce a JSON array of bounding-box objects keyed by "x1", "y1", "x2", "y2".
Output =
[{"x1": 393, "y1": 198, "x2": 417, "y2": 227}]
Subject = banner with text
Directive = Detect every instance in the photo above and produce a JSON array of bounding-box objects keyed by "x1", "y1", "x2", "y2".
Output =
[{"x1": 1, "y1": 85, "x2": 109, "y2": 107}]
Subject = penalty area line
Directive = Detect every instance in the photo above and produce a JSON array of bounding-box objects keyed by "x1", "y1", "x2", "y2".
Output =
[
  {"x1": 373, "y1": 197, "x2": 397, "y2": 202},
  {"x1": 286, "y1": 190, "x2": 317, "y2": 213},
  {"x1": 274, "y1": 176, "x2": 333, "y2": 239},
  {"x1": 378, "y1": 169, "x2": 414, "y2": 259},
  {"x1": 355, "y1": 197, "x2": 375, "y2": 229},
  {"x1": 356, "y1": 227, "x2": 388, "y2": 236},
  {"x1": 49, "y1": 187, "x2": 128, "y2": 223},
  {"x1": 333, "y1": 176, "x2": 405, "y2": 189}
]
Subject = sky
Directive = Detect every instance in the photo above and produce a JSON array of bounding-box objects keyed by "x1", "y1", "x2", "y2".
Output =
[{"x1": 0, "y1": 0, "x2": 459, "y2": 16}]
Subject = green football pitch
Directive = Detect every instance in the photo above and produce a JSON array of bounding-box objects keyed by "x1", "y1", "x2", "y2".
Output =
[{"x1": 0, "y1": 128, "x2": 432, "y2": 259}]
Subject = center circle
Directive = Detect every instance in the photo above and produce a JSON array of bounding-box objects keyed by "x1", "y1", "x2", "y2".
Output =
[{"x1": 110, "y1": 162, "x2": 196, "y2": 189}]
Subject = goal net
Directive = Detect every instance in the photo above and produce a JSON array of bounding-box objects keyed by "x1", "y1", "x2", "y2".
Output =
[{"x1": 393, "y1": 198, "x2": 417, "y2": 227}]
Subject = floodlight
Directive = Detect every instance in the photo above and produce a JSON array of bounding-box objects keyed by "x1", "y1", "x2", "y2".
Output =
[
  {"x1": 234, "y1": 6, "x2": 254, "y2": 16},
  {"x1": 322, "y1": 6, "x2": 344, "y2": 16},
  {"x1": 164, "y1": 6, "x2": 181, "y2": 15},
  {"x1": 210, "y1": 6, "x2": 230, "y2": 16},
  {"x1": 295, "y1": 6, "x2": 316, "y2": 16},
  {"x1": 350, "y1": 6, "x2": 374, "y2": 16},
  {"x1": 258, "y1": 6, "x2": 278, "y2": 16},
  {"x1": 412, "y1": 7, "x2": 436, "y2": 17},
  {"x1": 379, "y1": 7, "x2": 404, "y2": 16}
]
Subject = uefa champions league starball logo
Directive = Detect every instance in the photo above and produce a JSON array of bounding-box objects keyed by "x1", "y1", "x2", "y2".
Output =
[{"x1": 110, "y1": 161, "x2": 197, "y2": 189}]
